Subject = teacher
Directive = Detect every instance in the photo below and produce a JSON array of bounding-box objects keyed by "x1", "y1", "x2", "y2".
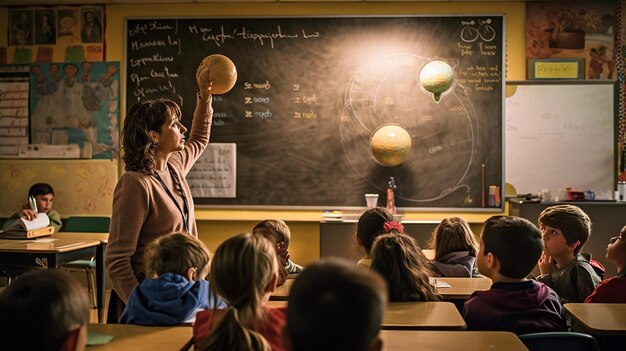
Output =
[{"x1": 105, "y1": 68, "x2": 213, "y2": 322}]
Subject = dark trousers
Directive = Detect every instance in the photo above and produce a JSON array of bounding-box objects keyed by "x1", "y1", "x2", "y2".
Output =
[{"x1": 106, "y1": 290, "x2": 126, "y2": 324}]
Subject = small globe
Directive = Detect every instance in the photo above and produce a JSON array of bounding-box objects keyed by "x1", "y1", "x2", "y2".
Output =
[
  {"x1": 370, "y1": 124, "x2": 413, "y2": 167},
  {"x1": 419, "y1": 59, "x2": 455, "y2": 102},
  {"x1": 196, "y1": 54, "x2": 237, "y2": 95}
]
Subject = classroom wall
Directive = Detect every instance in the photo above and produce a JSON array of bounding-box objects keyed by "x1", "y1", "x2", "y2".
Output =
[{"x1": 1, "y1": 1, "x2": 526, "y2": 262}]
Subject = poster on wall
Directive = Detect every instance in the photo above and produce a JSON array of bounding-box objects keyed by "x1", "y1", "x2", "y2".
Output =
[
  {"x1": 29, "y1": 61, "x2": 120, "y2": 159},
  {"x1": 7, "y1": 5, "x2": 104, "y2": 64},
  {"x1": 526, "y1": 2, "x2": 616, "y2": 79}
]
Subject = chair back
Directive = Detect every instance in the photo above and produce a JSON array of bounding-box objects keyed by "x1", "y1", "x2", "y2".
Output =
[
  {"x1": 65, "y1": 216, "x2": 110, "y2": 233},
  {"x1": 519, "y1": 332, "x2": 599, "y2": 351}
]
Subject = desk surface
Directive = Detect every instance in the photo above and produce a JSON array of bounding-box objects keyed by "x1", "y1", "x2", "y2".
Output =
[
  {"x1": 0, "y1": 238, "x2": 100, "y2": 253},
  {"x1": 267, "y1": 301, "x2": 466, "y2": 330},
  {"x1": 564, "y1": 303, "x2": 626, "y2": 336},
  {"x1": 271, "y1": 276, "x2": 492, "y2": 301},
  {"x1": 87, "y1": 324, "x2": 192, "y2": 350},
  {"x1": 381, "y1": 330, "x2": 528, "y2": 351},
  {"x1": 52, "y1": 232, "x2": 109, "y2": 244},
  {"x1": 423, "y1": 249, "x2": 435, "y2": 260}
]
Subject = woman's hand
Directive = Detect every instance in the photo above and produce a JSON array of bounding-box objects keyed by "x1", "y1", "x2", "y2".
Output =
[
  {"x1": 538, "y1": 252, "x2": 556, "y2": 275},
  {"x1": 196, "y1": 60, "x2": 214, "y2": 100}
]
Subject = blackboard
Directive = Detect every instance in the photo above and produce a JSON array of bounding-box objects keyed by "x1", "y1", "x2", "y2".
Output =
[
  {"x1": 125, "y1": 16, "x2": 504, "y2": 209},
  {"x1": 505, "y1": 81, "x2": 616, "y2": 196}
]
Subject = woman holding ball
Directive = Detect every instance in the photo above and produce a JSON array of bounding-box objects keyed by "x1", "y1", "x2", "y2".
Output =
[{"x1": 105, "y1": 58, "x2": 220, "y2": 322}]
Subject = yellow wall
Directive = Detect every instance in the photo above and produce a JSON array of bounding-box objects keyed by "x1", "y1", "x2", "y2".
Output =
[{"x1": 2, "y1": 2, "x2": 526, "y2": 263}]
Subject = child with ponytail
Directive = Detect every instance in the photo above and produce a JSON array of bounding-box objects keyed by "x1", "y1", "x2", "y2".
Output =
[
  {"x1": 193, "y1": 233, "x2": 285, "y2": 351},
  {"x1": 355, "y1": 208, "x2": 399, "y2": 267}
]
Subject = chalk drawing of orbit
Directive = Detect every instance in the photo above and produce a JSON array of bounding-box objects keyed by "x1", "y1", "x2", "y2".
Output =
[{"x1": 339, "y1": 53, "x2": 479, "y2": 204}]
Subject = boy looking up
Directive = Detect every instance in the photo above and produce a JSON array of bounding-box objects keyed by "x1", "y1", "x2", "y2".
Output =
[
  {"x1": 536, "y1": 205, "x2": 601, "y2": 303},
  {"x1": 463, "y1": 216, "x2": 565, "y2": 334}
]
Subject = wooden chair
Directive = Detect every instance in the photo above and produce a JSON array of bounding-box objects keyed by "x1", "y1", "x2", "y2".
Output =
[
  {"x1": 519, "y1": 332, "x2": 599, "y2": 351},
  {"x1": 62, "y1": 216, "x2": 110, "y2": 308}
]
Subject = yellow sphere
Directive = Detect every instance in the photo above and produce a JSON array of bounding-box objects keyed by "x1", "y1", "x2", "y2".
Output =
[
  {"x1": 196, "y1": 54, "x2": 237, "y2": 95},
  {"x1": 419, "y1": 60, "x2": 455, "y2": 102},
  {"x1": 370, "y1": 124, "x2": 413, "y2": 167}
]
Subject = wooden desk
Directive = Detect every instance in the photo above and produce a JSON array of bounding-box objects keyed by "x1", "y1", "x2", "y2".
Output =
[
  {"x1": 422, "y1": 249, "x2": 435, "y2": 260},
  {"x1": 383, "y1": 302, "x2": 465, "y2": 330},
  {"x1": 267, "y1": 301, "x2": 466, "y2": 331},
  {"x1": 435, "y1": 277, "x2": 492, "y2": 300},
  {"x1": 564, "y1": 303, "x2": 626, "y2": 336},
  {"x1": 52, "y1": 232, "x2": 109, "y2": 324},
  {"x1": 270, "y1": 277, "x2": 492, "y2": 301},
  {"x1": 381, "y1": 330, "x2": 528, "y2": 351},
  {"x1": 87, "y1": 324, "x2": 192, "y2": 350}
]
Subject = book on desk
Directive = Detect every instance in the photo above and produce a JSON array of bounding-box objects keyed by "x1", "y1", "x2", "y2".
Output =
[{"x1": 0, "y1": 213, "x2": 54, "y2": 239}]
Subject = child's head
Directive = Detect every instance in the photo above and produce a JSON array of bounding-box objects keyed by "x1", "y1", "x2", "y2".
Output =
[
  {"x1": 252, "y1": 219, "x2": 291, "y2": 247},
  {"x1": 538, "y1": 204, "x2": 591, "y2": 257},
  {"x1": 356, "y1": 207, "x2": 396, "y2": 255},
  {"x1": 199, "y1": 233, "x2": 278, "y2": 351},
  {"x1": 286, "y1": 258, "x2": 387, "y2": 351},
  {"x1": 429, "y1": 217, "x2": 478, "y2": 260},
  {"x1": 144, "y1": 232, "x2": 211, "y2": 281},
  {"x1": 606, "y1": 225, "x2": 626, "y2": 270},
  {"x1": 371, "y1": 233, "x2": 441, "y2": 302},
  {"x1": 478, "y1": 216, "x2": 543, "y2": 279},
  {"x1": 28, "y1": 182, "x2": 55, "y2": 214},
  {"x1": 0, "y1": 270, "x2": 90, "y2": 351}
]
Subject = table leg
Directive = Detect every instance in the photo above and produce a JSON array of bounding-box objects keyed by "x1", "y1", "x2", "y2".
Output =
[{"x1": 96, "y1": 244, "x2": 106, "y2": 323}]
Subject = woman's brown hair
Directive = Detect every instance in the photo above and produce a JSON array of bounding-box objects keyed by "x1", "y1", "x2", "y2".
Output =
[
  {"x1": 121, "y1": 99, "x2": 181, "y2": 174},
  {"x1": 428, "y1": 217, "x2": 479, "y2": 260},
  {"x1": 371, "y1": 233, "x2": 442, "y2": 302}
]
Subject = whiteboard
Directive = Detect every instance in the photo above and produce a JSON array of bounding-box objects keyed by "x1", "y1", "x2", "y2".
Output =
[{"x1": 505, "y1": 83, "x2": 615, "y2": 195}]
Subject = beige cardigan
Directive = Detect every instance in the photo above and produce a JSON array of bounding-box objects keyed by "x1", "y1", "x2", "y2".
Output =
[{"x1": 105, "y1": 95, "x2": 213, "y2": 303}]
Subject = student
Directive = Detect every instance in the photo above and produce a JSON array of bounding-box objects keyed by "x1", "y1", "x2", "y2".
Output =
[
  {"x1": 585, "y1": 225, "x2": 626, "y2": 303},
  {"x1": 285, "y1": 258, "x2": 387, "y2": 351},
  {"x1": 120, "y1": 232, "x2": 226, "y2": 325},
  {"x1": 370, "y1": 232, "x2": 442, "y2": 301},
  {"x1": 427, "y1": 217, "x2": 480, "y2": 277},
  {"x1": 3, "y1": 182, "x2": 62, "y2": 233},
  {"x1": 536, "y1": 204, "x2": 601, "y2": 303},
  {"x1": 0, "y1": 270, "x2": 90, "y2": 351},
  {"x1": 253, "y1": 219, "x2": 303, "y2": 287},
  {"x1": 463, "y1": 216, "x2": 565, "y2": 334},
  {"x1": 193, "y1": 233, "x2": 285, "y2": 351},
  {"x1": 356, "y1": 207, "x2": 396, "y2": 266}
]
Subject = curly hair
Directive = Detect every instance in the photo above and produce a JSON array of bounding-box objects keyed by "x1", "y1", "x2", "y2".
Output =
[{"x1": 121, "y1": 99, "x2": 181, "y2": 174}]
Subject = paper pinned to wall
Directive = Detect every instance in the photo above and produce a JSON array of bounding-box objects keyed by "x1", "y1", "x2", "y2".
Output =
[{"x1": 188, "y1": 143, "x2": 236, "y2": 198}]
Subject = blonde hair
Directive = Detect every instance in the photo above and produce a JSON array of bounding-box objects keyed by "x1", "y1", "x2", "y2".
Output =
[
  {"x1": 198, "y1": 233, "x2": 278, "y2": 351},
  {"x1": 371, "y1": 233, "x2": 442, "y2": 302},
  {"x1": 144, "y1": 232, "x2": 210, "y2": 279},
  {"x1": 428, "y1": 217, "x2": 478, "y2": 260},
  {"x1": 252, "y1": 219, "x2": 291, "y2": 245}
]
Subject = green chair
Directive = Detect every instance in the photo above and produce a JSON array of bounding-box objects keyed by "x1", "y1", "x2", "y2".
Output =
[
  {"x1": 519, "y1": 332, "x2": 600, "y2": 351},
  {"x1": 63, "y1": 216, "x2": 110, "y2": 308}
]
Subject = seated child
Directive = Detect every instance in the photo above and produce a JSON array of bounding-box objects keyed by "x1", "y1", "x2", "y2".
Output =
[
  {"x1": 193, "y1": 233, "x2": 286, "y2": 351},
  {"x1": 0, "y1": 270, "x2": 90, "y2": 351},
  {"x1": 585, "y1": 224, "x2": 626, "y2": 303},
  {"x1": 371, "y1": 232, "x2": 442, "y2": 301},
  {"x1": 120, "y1": 232, "x2": 226, "y2": 325},
  {"x1": 463, "y1": 216, "x2": 565, "y2": 334},
  {"x1": 285, "y1": 258, "x2": 387, "y2": 351},
  {"x1": 253, "y1": 219, "x2": 304, "y2": 275},
  {"x1": 3, "y1": 182, "x2": 62, "y2": 232},
  {"x1": 536, "y1": 204, "x2": 601, "y2": 303},
  {"x1": 356, "y1": 208, "x2": 395, "y2": 266},
  {"x1": 428, "y1": 217, "x2": 480, "y2": 277}
]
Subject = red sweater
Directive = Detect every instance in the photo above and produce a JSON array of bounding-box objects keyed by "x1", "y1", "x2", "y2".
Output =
[
  {"x1": 193, "y1": 307, "x2": 287, "y2": 351},
  {"x1": 585, "y1": 276, "x2": 626, "y2": 303}
]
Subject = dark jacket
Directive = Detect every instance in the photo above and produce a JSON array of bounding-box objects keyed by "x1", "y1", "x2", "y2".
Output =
[
  {"x1": 120, "y1": 273, "x2": 226, "y2": 325},
  {"x1": 463, "y1": 280, "x2": 566, "y2": 334},
  {"x1": 432, "y1": 251, "x2": 479, "y2": 277}
]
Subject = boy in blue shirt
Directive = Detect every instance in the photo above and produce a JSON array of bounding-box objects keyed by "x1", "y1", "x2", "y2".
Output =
[
  {"x1": 463, "y1": 216, "x2": 565, "y2": 334},
  {"x1": 536, "y1": 204, "x2": 601, "y2": 303},
  {"x1": 120, "y1": 232, "x2": 226, "y2": 325}
]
